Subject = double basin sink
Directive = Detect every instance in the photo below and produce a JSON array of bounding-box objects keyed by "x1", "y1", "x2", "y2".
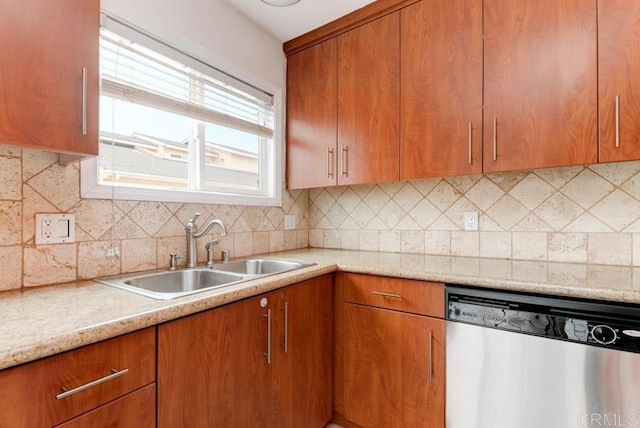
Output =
[{"x1": 96, "y1": 258, "x2": 315, "y2": 300}]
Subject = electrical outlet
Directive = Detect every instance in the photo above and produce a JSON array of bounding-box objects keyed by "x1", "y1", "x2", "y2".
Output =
[
  {"x1": 35, "y1": 213, "x2": 75, "y2": 244},
  {"x1": 284, "y1": 214, "x2": 295, "y2": 230},
  {"x1": 464, "y1": 211, "x2": 479, "y2": 231}
]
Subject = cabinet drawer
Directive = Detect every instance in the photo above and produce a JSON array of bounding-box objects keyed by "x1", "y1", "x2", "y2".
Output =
[
  {"x1": 55, "y1": 383, "x2": 156, "y2": 428},
  {"x1": 0, "y1": 327, "x2": 156, "y2": 427},
  {"x1": 341, "y1": 273, "x2": 444, "y2": 318}
]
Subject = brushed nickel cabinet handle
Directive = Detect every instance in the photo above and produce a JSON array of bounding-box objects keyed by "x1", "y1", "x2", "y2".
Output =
[
  {"x1": 492, "y1": 117, "x2": 497, "y2": 161},
  {"x1": 327, "y1": 148, "x2": 334, "y2": 178},
  {"x1": 428, "y1": 331, "x2": 433, "y2": 381},
  {"x1": 82, "y1": 67, "x2": 88, "y2": 136},
  {"x1": 615, "y1": 95, "x2": 620, "y2": 148},
  {"x1": 280, "y1": 302, "x2": 289, "y2": 353},
  {"x1": 341, "y1": 146, "x2": 349, "y2": 177},
  {"x1": 262, "y1": 310, "x2": 272, "y2": 364},
  {"x1": 56, "y1": 367, "x2": 129, "y2": 400},
  {"x1": 372, "y1": 291, "x2": 402, "y2": 299},
  {"x1": 468, "y1": 121, "x2": 473, "y2": 164}
]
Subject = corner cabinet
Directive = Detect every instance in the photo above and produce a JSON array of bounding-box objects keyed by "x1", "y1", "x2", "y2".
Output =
[
  {"x1": 158, "y1": 275, "x2": 333, "y2": 427},
  {"x1": 286, "y1": 13, "x2": 399, "y2": 189},
  {"x1": 337, "y1": 12, "x2": 400, "y2": 186},
  {"x1": 400, "y1": 0, "x2": 483, "y2": 180},
  {"x1": 0, "y1": 0, "x2": 99, "y2": 157},
  {"x1": 286, "y1": 39, "x2": 338, "y2": 189},
  {"x1": 599, "y1": 0, "x2": 640, "y2": 162},
  {"x1": 334, "y1": 273, "x2": 445, "y2": 427},
  {"x1": 483, "y1": 0, "x2": 598, "y2": 172}
]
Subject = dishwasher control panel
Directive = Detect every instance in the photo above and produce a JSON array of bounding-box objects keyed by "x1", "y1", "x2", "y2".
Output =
[{"x1": 447, "y1": 285, "x2": 640, "y2": 354}]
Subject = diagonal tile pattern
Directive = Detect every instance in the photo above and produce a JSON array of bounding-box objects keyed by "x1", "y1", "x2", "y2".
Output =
[
  {"x1": 309, "y1": 160, "x2": 640, "y2": 267},
  {"x1": 1, "y1": 148, "x2": 310, "y2": 290}
]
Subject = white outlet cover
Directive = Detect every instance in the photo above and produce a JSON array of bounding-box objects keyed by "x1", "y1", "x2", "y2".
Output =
[
  {"x1": 284, "y1": 214, "x2": 295, "y2": 230},
  {"x1": 35, "y1": 213, "x2": 75, "y2": 245},
  {"x1": 464, "y1": 211, "x2": 479, "y2": 231}
]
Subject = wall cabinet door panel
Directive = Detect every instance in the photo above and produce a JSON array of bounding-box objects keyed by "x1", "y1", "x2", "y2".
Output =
[
  {"x1": 599, "y1": 0, "x2": 640, "y2": 162},
  {"x1": 0, "y1": 0, "x2": 99, "y2": 156},
  {"x1": 287, "y1": 39, "x2": 338, "y2": 189},
  {"x1": 337, "y1": 12, "x2": 400, "y2": 185},
  {"x1": 401, "y1": 0, "x2": 483, "y2": 179},
  {"x1": 483, "y1": 0, "x2": 597, "y2": 172}
]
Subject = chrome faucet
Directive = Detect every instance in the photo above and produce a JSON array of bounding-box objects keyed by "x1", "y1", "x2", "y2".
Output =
[{"x1": 185, "y1": 213, "x2": 227, "y2": 268}]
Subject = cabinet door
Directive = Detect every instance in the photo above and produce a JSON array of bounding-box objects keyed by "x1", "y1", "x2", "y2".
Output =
[
  {"x1": 158, "y1": 295, "x2": 272, "y2": 427},
  {"x1": 401, "y1": 0, "x2": 483, "y2": 180},
  {"x1": 287, "y1": 39, "x2": 338, "y2": 189},
  {"x1": 599, "y1": 0, "x2": 640, "y2": 162},
  {"x1": 338, "y1": 12, "x2": 400, "y2": 185},
  {"x1": 342, "y1": 303, "x2": 445, "y2": 427},
  {"x1": 0, "y1": 0, "x2": 99, "y2": 156},
  {"x1": 273, "y1": 275, "x2": 333, "y2": 428},
  {"x1": 483, "y1": 0, "x2": 597, "y2": 172}
]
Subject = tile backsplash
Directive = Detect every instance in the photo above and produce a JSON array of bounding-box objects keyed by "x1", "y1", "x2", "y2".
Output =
[
  {"x1": 0, "y1": 147, "x2": 308, "y2": 291},
  {"x1": 308, "y1": 161, "x2": 640, "y2": 267},
  {"x1": 4, "y1": 144, "x2": 640, "y2": 292}
]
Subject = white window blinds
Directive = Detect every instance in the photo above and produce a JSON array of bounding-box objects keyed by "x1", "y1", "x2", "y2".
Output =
[{"x1": 99, "y1": 18, "x2": 274, "y2": 139}]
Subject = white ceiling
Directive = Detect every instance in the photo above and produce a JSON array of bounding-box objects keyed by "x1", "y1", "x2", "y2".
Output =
[{"x1": 222, "y1": 0, "x2": 377, "y2": 43}]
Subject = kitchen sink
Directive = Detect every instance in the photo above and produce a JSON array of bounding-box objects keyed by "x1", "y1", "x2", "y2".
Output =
[
  {"x1": 96, "y1": 258, "x2": 315, "y2": 300},
  {"x1": 97, "y1": 268, "x2": 245, "y2": 300},
  {"x1": 211, "y1": 259, "x2": 314, "y2": 275}
]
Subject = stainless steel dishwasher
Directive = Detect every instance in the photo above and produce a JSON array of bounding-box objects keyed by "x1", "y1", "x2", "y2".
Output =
[{"x1": 446, "y1": 284, "x2": 640, "y2": 428}]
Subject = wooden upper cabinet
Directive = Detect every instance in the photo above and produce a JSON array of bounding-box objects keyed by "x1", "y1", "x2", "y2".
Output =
[
  {"x1": 0, "y1": 0, "x2": 99, "y2": 157},
  {"x1": 286, "y1": 39, "x2": 337, "y2": 189},
  {"x1": 483, "y1": 0, "x2": 597, "y2": 173},
  {"x1": 400, "y1": 0, "x2": 483, "y2": 180},
  {"x1": 599, "y1": 0, "x2": 640, "y2": 162},
  {"x1": 337, "y1": 12, "x2": 400, "y2": 185}
]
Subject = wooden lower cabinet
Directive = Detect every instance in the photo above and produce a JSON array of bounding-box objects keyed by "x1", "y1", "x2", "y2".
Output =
[
  {"x1": 335, "y1": 273, "x2": 445, "y2": 428},
  {"x1": 0, "y1": 328, "x2": 156, "y2": 428},
  {"x1": 158, "y1": 275, "x2": 333, "y2": 427}
]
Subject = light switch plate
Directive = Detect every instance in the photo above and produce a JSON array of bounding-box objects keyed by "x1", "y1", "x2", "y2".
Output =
[{"x1": 35, "y1": 213, "x2": 75, "y2": 245}]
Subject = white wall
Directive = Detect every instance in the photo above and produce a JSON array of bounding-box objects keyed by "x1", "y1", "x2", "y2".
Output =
[{"x1": 101, "y1": 0, "x2": 285, "y2": 89}]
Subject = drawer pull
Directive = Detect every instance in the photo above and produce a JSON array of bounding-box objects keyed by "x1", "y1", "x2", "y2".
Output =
[
  {"x1": 372, "y1": 291, "x2": 402, "y2": 299},
  {"x1": 56, "y1": 367, "x2": 129, "y2": 400}
]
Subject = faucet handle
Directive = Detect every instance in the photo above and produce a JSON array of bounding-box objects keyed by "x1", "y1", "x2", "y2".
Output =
[{"x1": 189, "y1": 213, "x2": 201, "y2": 225}]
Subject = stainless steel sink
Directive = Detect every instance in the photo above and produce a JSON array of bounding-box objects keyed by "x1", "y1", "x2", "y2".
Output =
[
  {"x1": 211, "y1": 259, "x2": 314, "y2": 275},
  {"x1": 96, "y1": 258, "x2": 315, "y2": 300},
  {"x1": 96, "y1": 268, "x2": 245, "y2": 300}
]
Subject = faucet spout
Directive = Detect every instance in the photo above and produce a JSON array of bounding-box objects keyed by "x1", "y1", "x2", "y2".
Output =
[
  {"x1": 193, "y1": 219, "x2": 227, "y2": 239},
  {"x1": 184, "y1": 214, "x2": 227, "y2": 268}
]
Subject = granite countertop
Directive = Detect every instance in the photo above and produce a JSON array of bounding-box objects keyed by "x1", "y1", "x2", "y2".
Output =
[{"x1": 2, "y1": 248, "x2": 640, "y2": 371}]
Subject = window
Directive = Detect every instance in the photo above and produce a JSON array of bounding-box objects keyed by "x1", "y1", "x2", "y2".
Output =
[{"x1": 81, "y1": 14, "x2": 282, "y2": 206}]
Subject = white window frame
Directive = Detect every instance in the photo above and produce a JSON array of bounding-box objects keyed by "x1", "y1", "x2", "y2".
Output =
[{"x1": 81, "y1": 14, "x2": 284, "y2": 207}]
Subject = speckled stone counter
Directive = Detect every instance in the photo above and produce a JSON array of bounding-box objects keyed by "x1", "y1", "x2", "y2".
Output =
[{"x1": 2, "y1": 248, "x2": 640, "y2": 371}]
